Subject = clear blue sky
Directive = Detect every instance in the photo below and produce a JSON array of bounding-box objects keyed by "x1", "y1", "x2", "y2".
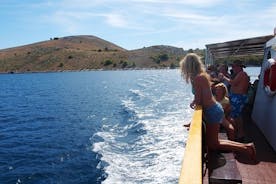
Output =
[{"x1": 1, "y1": 0, "x2": 276, "y2": 50}]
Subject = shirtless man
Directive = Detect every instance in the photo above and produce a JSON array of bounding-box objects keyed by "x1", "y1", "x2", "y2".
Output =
[{"x1": 219, "y1": 60, "x2": 250, "y2": 141}]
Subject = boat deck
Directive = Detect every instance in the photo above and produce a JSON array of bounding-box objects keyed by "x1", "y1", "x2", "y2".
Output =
[
  {"x1": 203, "y1": 107, "x2": 276, "y2": 184},
  {"x1": 235, "y1": 109, "x2": 276, "y2": 184}
]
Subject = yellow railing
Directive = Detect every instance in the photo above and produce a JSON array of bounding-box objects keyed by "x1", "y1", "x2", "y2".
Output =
[{"x1": 179, "y1": 106, "x2": 203, "y2": 184}]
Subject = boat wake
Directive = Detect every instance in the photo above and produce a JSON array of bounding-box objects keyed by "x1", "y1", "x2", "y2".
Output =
[{"x1": 92, "y1": 70, "x2": 194, "y2": 183}]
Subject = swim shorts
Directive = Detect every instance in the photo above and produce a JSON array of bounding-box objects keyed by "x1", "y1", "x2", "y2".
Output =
[
  {"x1": 229, "y1": 93, "x2": 248, "y2": 118},
  {"x1": 203, "y1": 102, "x2": 224, "y2": 124}
]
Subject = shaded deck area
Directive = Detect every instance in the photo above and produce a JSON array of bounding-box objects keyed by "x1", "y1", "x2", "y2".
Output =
[
  {"x1": 201, "y1": 34, "x2": 276, "y2": 183},
  {"x1": 203, "y1": 108, "x2": 276, "y2": 184},
  {"x1": 234, "y1": 109, "x2": 276, "y2": 184}
]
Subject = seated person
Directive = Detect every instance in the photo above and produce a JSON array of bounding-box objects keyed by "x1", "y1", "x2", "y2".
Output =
[{"x1": 214, "y1": 83, "x2": 235, "y2": 140}]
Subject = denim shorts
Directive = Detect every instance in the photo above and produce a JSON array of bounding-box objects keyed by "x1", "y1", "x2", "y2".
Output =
[{"x1": 203, "y1": 102, "x2": 224, "y2": 124}]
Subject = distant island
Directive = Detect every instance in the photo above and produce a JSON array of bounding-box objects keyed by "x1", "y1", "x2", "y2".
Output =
[
  {"x1": 0, "y1": 35, "x2": 190, "y2": 73},
  {"x1": 0, "y1": 35, "x2": 262, "y2": 73}
]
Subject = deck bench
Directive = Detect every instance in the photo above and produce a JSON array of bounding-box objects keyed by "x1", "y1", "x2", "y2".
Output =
[{"x1": 207, "y1": 132, "x2": 242, "y2": 184}]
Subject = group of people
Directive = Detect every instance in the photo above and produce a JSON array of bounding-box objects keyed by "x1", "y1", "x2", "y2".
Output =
[
  {"x1": 209, "y1": 59, "x2": 251, "y2": 142},
  {"x1": 180, "y1": 53, "x2": 256, "y2": 161}
]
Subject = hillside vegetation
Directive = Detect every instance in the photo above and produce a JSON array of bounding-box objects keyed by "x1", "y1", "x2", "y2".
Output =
[{"x1": 0, "y1": 35, "x2": 188, "y2": 73}]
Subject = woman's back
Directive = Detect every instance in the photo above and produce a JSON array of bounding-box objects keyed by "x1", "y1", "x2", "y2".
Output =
[{"x1": 193, "y1": 73, "x2": 216, "y2": 109}]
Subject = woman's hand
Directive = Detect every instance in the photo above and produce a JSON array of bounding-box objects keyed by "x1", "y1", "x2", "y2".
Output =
[{"x1": 190, "y1": 101, "x2": 196, "y2": 109}]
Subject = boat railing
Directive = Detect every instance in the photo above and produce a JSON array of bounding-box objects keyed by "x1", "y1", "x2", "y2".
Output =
[{"x1": 179, "y1": 105, "x2": 203, "y2": 184}]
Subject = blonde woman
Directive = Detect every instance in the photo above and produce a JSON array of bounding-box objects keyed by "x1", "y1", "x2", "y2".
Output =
[{"x1": 180, "y1": 53, "x2": 256, "y2": 160}]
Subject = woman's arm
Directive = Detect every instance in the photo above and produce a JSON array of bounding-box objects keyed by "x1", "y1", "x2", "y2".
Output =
[
  {"x1": 224, "y1": 102, "x2": 231, "y2": 114},
  {"x1": 219, "y1": 72, "x2": 239, "y2": 86}
]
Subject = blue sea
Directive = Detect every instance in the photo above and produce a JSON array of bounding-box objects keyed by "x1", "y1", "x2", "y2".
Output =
[{"x1": 0, "y1": 67, "x2": 260, "y2": 184}]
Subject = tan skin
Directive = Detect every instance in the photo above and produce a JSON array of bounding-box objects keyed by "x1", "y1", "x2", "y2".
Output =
[
  {"x1": 185, "y1": 73, "x2": 215, "y2": 129},
  {"x1": 218, "y1": 65, "x2": 249, "y2": 138},
  {"x1": 190, "y1": 73, "x2": 215, "y2": 109},
  {"x1": 192, "y1": 72, "x2": 256, "y2": 160},
  {"x1": 215, "y1": 87, "x2": 231, "y2": 114},
  {"x1": 219, "y1": 65, "x2": 249, "y2": 94},
  {"x1": 215, "y1": 85, "x2": 235, "y2": 140}
]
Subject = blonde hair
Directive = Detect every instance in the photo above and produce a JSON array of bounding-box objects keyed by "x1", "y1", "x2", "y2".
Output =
[
  {"x1": 215, "y1": 83, "x2": 229, "y2": 97},
  {"x1": 179, "y1": 53, "x2": 206, "y2": 83}
]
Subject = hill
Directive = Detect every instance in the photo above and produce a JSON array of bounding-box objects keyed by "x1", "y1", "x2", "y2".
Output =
[{"x1": 0, "y1": 35, "x2": 186, "y2": 73}]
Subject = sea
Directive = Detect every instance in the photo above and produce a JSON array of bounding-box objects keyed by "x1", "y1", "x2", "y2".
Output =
[{"x1": 0, "y1": 67, "x2": 260, "y2": 184}]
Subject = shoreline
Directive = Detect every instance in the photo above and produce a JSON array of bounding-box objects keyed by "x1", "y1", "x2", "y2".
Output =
[
  {"x1": 0, "y1": 65, "x2": 262, "y2": 75},
  {"x1": 0, "y1": 67, "x2": 177, "y2": 75}
]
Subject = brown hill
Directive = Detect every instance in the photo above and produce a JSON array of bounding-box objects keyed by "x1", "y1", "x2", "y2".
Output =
[
  {"x1": 128, "y1": 45, "x2": 185, "y2": 68},
  {"x1": 0, "y1": 35, "x2": 185, "y2": 73}
]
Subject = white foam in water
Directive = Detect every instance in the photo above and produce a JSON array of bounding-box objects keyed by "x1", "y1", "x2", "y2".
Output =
[
  {"x1": 137, "y1": 82, "x2": 148, "y2": 89},
  {"x1": 93, "y1": 70, "x2": 194, "y2": 184},
  {"x1": 99, "y1": 114, "x2": 191, "y2": 184},
  {"x1": 121, "y1": 99, "x2": 138, "y2": 115},
  {"x1": 136, "y1": 110, "x2": 155, "y2": 119},
  {"x1": 129, "y1": 89, "x2": 145, "y2": 98},
  {"x1": 100, "y1": 120, "x2": 191, "y2": 183}
]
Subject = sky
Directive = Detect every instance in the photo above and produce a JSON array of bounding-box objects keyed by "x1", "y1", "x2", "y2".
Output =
[{"x1": 1, "y1": 0, "x2": 276, "y2": 50}]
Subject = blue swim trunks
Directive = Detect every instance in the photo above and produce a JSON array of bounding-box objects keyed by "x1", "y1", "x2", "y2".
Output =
[
  {"x1": 203, "y1": 102, "x2": 224, "y2": 124},
  {"x1": 229, "y1": 93, "x2": 248, "y2": 118}
]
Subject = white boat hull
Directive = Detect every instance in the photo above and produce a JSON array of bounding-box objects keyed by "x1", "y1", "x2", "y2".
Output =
[{"x1": 252, "y1": 36, "x2": 276, "y2": 151}]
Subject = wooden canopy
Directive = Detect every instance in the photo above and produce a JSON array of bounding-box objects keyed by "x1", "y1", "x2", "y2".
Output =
[{"x1": 205, "y1": 35, "x2": 274, "y2": 65}]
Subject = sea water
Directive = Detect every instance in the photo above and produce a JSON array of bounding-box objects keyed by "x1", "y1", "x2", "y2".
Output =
[
  {"x1": 0, "y1": 67, "x2": 260, "y2": 184},
  {"x1": 0, "y1": 69, "x2": 193, "y2": 184}
]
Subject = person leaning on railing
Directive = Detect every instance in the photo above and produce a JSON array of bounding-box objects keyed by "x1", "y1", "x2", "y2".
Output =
[{"x1": 179, "y1": 53, "x2": 256, "y2": 161}]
